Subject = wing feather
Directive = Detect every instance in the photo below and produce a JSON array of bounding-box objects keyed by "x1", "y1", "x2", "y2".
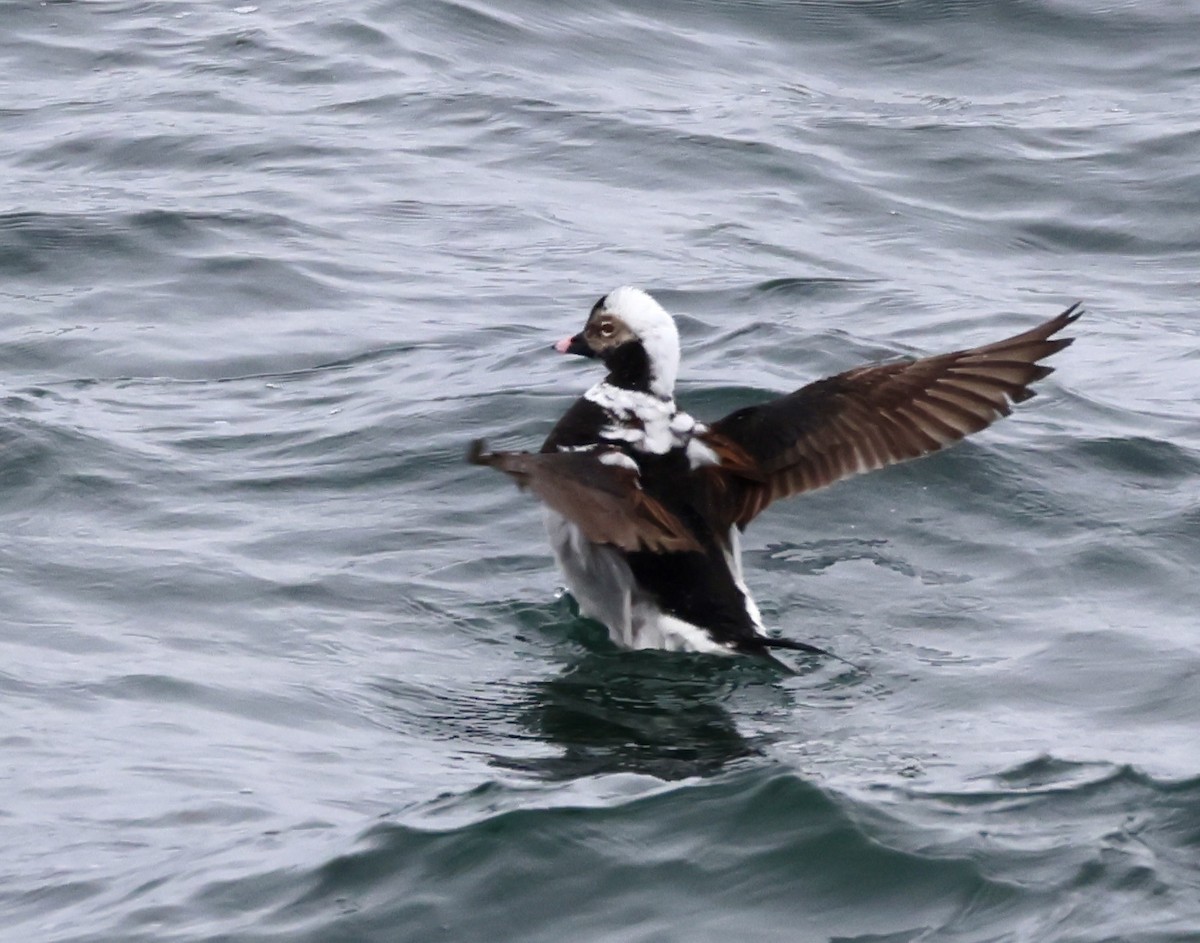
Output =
[
  {"x1": 467, "y1": 441, "x2": 702, "y2": 554},
  {"x1": 700, "y1": 303, "x2": 1081, "y2": 529}
]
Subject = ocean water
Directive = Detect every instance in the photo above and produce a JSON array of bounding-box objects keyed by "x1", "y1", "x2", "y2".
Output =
[{"x1": 2, "y1": 1, "x2": 1198, "y2": 941}]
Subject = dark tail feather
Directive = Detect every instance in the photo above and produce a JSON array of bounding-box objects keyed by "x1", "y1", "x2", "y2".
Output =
[{"x1": 757, "y1": 636, "x2": 863, "y2": 670}]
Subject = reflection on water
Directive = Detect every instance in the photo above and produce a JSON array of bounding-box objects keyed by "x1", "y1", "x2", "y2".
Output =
[
  {"x1": 503, "y1": 653, "x2": 759, "y2": 780},
  {"x1": 496, "y1": 641, "x2": 814, "y2": 781}
]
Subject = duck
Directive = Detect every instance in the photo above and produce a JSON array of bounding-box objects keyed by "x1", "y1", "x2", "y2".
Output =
[{"x1": 470, "y1": 287, "x2": 1080, "y2": 659}]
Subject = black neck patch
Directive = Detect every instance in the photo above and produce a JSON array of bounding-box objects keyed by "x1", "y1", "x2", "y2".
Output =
[{"x1": 603, "y1": 341, "x2": 654, "y2": 394}]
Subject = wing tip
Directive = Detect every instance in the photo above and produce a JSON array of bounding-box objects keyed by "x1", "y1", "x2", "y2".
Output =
[
  {"x1": 976, "y1": 300, "x2": 1084, "y2": 360},
  {"x1": 1061, "y1": 300, "x2": 1085, "y2": 323},
  {"x1": 1037, "y1": 301, "x2": 1084, "y2": 358},
  {"x1": 467, "y1": 438, "x2": 491, "y2": 466},
  {"x1": 1048, "y1": 300, "x2": 1084, "y2": 342}
]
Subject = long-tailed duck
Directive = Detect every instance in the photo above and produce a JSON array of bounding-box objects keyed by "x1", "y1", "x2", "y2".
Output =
[{"x1": 470, "y1": 287, "x2": 1080, "y2": 659}]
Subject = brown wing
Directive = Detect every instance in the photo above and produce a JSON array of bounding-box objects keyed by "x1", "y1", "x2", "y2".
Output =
[
  {"x1": 467, "y1": 440, "x2": 702, "y2": 554},
  {"x1": 700, "y1": 303, "x2": 1082, "y2": 530}
]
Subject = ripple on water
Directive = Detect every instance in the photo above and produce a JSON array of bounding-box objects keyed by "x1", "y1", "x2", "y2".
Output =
[
  {"x1": 237, "y1": 770, "x2": 1026, "y2": 943},
  {"x1": 2, "y1": 0, "x2": 1200, "y2": 942},
  {"x1": 94, "y1": 760, "x2": 1192, "y2": 942}
]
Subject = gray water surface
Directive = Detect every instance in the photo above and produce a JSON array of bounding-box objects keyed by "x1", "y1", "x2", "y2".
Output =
[{"x1": 2, "y1": 2, "x2": 1199, "y2": 941}]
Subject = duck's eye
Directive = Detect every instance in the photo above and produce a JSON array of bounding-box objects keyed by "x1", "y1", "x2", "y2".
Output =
[{"x1": 598, "y1": 321, "x2": 616, "y2": 338}]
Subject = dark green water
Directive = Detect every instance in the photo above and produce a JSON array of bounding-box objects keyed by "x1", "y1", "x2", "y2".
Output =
[{"x1": 2, "y1": 2, "x2": 1198, "y2": 941}]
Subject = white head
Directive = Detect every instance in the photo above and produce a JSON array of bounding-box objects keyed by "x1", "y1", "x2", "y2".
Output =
[{"x1": 554, "y1": 287, "x2": 680, "y2": 399}]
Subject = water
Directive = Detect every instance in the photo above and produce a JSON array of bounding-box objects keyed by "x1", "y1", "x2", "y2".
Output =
[{"x1": 2, "y1": 2, "x2": 1198, "y2": 941}]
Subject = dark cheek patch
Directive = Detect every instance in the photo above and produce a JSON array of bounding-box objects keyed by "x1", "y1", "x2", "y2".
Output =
[{"x1": 587, "y1": 319, "x2": 634, "y2": 351}]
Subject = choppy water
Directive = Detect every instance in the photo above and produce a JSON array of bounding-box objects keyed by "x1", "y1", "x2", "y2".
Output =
[{"x1": 3, "y1": 2, "x2": 1199, "y2": 941}]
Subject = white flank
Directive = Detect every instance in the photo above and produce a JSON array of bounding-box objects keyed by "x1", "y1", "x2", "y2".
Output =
[
  {"x1": 723, "y1": 526, "x2": 766, "y2": 634},
  {"x1": 631, "y1": 610, "x2": 734, "y2": 654},
  {"x1": 545, "y1": 509, "x2": 736, "y2": 654},
  {"x1": 544, "y1": 509, "x2": 635, "y2": 636}
]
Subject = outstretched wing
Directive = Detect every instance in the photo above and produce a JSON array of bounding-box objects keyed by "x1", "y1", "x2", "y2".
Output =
[
  {"x1": 467, "y1": 440, "x2": 702, "y2": 554},
  {"x1": 699, "y1": 303, "x2": 1082, "y2": 530}
]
